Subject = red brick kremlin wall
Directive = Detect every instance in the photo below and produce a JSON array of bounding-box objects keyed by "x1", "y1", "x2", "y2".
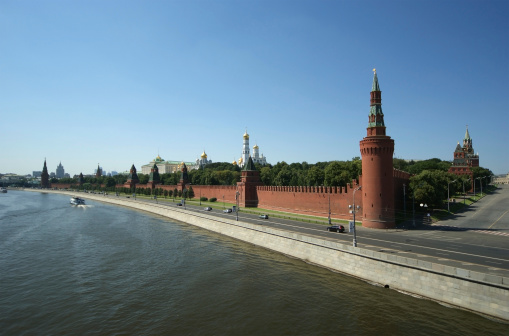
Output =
[
  {"x1": 51, "y1": 168, "x2": 410, "y2": 221},
  {"x1": 134, "y1": 184, "x2": 239, "y2": 203},
  {"x1": 256, "y1": 182, "x2": 362, "y2": 220}
]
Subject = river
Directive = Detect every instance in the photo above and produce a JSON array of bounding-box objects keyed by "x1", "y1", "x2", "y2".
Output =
[{"x1": 0, "y1": 190, "x2": 506, "y2": 335}]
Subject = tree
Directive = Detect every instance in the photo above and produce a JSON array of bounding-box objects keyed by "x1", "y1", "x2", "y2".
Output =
[
  {"x1": 274, "y1": 165, "x2": 293, "y2": 186},
  {"x1": 307, "y1": 166, "x2": 324, "y2": 186},
  {"x1": 260, "y1": 167, "x2": 273, "y2": 185},
  {"x1": 105, "y1": 177, "x2": 116, "y2": 188},
  {"x1": 324, "y1": 162, "x2": 351, "y2": 187},
  {"x1": 410, "y1": 170, "x2": 460, "y2": 208},
  {"x1": 138, "y1": 174, "x2": 149, "y2": 184},
  {"x1": 406, "y1": 158, "x2": 451, "y2": 175},
  {"x1": 188, "y1": 186, "x2": 195, "y2": 199}
]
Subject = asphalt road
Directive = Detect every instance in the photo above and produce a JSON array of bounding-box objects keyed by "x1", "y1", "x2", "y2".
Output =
[{"x1": 107, "y1": 185, "x2": 509, "y2": 278}]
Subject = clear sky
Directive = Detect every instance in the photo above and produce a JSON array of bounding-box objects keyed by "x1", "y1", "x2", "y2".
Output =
[{"x1": 1, "y1": 0, "x2": 508, "y2": 176}]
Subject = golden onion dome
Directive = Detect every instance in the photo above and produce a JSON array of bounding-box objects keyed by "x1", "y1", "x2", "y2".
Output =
[
  {"x1": 253, "y1": 144, "x2": 259, "y2": 149},
  {"x1": 201, "y1": 151, "x2": 207, "y2": 158},
  {"x1": 232, "y1": 160, "x2": 237, "y2": 165},
  {"x1": 238, "y1": 157, "x2": 243, "y2": 164},
  {"x1": 243, "y1": 131, "x2": 249, "y2": 139}
]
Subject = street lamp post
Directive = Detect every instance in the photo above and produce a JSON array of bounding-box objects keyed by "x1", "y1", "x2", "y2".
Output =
[
  {"x1": 328, "y1": 192, "x2": 331, "y2": 225},
  {"x1": 473, "y1": 178, "x2": 476, "y2": 201},
  {"x1": 447, "y1": 179, "x2": 457, "y2": 213},
  {"x1": 403, "y1": 184, "x2": 406, "y2": 219},
  {"x1": 352, "y1": 186, "x2": 361, "y2": 247},
  {"x1": 235, "y1": 191, "x2": 240, "y2": 221},
  {"x1": 420, "y1": 203, "x2": 428, "y2": 223},
  {"x1": 462, "y1": 178, "x2": 470, "y2": 205}
]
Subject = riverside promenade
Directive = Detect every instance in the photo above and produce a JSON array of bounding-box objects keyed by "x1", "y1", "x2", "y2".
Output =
[{"x1": 23, "y1": 188, "x2": 509, "y2": 322}]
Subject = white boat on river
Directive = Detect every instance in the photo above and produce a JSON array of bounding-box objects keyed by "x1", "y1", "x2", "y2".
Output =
[{"x1": 70, "y1": 196, "x2": 85, "y2": 205}]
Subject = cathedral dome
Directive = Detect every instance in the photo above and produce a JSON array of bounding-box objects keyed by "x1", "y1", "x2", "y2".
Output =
[
  {"x1": 243, "y1": 131, "x2": 249, "y2": 139},
  {"x1": 201, "y1": 151, "x2": 207, "y2": 158},
  {"x1": 155, "y1": 155, "x2": 163, "y2": 162},
  {"x1": 232, "y1": 160, "x2": 237, "y2": 165},
  {"x1": 253, "y1": 144, "x2": 259, "y2": 149}
]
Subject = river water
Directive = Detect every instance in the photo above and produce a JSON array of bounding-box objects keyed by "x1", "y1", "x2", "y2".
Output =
[{"x1": 0, "y1": 190, "x2": 506, "y2": 335}]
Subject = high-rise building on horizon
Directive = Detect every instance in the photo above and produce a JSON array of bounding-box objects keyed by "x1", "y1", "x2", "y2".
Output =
[{"x1": 56, "y1": 162, "x2": 65, "y2": 178}]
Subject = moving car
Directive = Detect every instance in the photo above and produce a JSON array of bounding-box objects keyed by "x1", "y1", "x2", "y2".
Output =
[
  {"x1": 223, "y1": 209, "x2": 232, "y2": 213},
  {"x1": 259, "y1": 214, "x2": 269, "y2": 219},
  {"x1": 204, "y1": 207, "x2": 212, "y2": 211},
  {"x1": 327, "y1": 225, "x2": 345, "y2": 233}
]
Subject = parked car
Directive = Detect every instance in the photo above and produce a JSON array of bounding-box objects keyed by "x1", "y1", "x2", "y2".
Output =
[
  {"x1": 259, "y1": 214, "x2": 269, "y2": 219},
  {"x1": 176, "y1": 203, "x2": 183, "y2": 206},
  {"x1": 327, "y1": 225, "x2": 345, "y2": 233},
  {"x1": 223, "y1": 209, "x2": 232, "y2": 213},
  {"x1": 204, "y1": 207, "x2": 212, "y2": 211}
]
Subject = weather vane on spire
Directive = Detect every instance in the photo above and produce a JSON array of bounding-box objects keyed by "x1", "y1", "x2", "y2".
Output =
[{"x1": 373, "y1": 68, "x2": 376, "y2": 74}]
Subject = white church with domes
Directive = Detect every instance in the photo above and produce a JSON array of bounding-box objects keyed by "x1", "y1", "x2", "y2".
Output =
[
  {"x1": 236, "y1": 130, "x2": 267, "y2": 168},
  {"x1": 196, "y1": 150, "x2": 212, "y2": 168}
]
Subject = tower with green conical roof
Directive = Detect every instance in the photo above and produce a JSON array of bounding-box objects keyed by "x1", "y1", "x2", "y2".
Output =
[
  {"x1": 148, "y1": 163, "x2": 161, "y2": 189},
  {"x1": 178, "y1": 162, "x2": 189, "y2": 192},
  {"x1": 237, "y1": 156, "x2": 263, "y2": 207},
  {"x1": 359, "y1": 69, "x2": 395, "y2": 229},
  {"x1": 125, "y1": 164, "x2": 139, "y2": 191}
]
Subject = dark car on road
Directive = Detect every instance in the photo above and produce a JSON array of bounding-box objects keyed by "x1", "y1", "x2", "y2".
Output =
[
  {"x1": 204, "y1": 207, "x2": 212, "y2": 211},
  {"x1": 259, "y1": 214, "x2": 269, "y2": 219},
  {"x1": 327, "y1": 225, "x2": 345, "y2": 233}
]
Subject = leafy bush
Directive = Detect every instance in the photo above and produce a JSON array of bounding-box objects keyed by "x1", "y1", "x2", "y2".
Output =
[
  {"x1": 209, "y1": 197, "x2": 217, "y2": 202},
  {"x1": 200, "y1": 197, "x2": 208, "y2": 202}
]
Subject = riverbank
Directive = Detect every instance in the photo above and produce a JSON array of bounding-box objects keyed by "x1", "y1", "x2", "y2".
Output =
[{"x1": 24, "y1": 189, "x2": 509, "y2": 321}]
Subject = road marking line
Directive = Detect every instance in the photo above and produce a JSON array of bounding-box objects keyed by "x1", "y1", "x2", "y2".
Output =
[{"x1": 488, "y1": 209, "x2": 509, "y2": 229}]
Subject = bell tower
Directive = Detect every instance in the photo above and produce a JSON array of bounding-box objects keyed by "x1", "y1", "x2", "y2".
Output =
[{"x1": 359, "y1": 69, "x2": 395, "y2": 229}]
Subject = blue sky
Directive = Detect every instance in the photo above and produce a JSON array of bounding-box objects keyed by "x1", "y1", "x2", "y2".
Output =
[{"x1": 1, "y1": 0, "x2": 508, "y2": 176}]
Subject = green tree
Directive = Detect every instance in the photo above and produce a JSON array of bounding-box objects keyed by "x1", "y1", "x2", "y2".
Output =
[
  {"x1": 307, "y1": 166, "x2": 324, "y2": 186},
  {"x1": 274, "y1": 165, "x2": 293, "y2": 186},
  {"x1": 105, "y1": 177, "x2": 116, "y2": 188},
  {"x1": 324, "y1": 162, "x2": 350, "y2": 187},
  {"x1": 410, "y1": 170, "x2": 459, "y2": 208},
  {"x1": 260, "y1": 167, "x2": 273, "y2": 185}
]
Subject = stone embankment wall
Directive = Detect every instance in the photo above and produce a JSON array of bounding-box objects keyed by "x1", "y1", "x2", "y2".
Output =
[{"x1": 47, "y1": 190, "x2": 508, "y2": 321}]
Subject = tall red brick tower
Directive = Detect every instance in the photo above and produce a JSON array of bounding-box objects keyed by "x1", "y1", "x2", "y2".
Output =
[{"x1": 359, "y1": 69, "x2": 395, "y2": 229}]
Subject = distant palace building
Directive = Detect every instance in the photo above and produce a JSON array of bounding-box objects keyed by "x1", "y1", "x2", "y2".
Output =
[
  {"x1": 448, "y1": 126, "x2": 479, "y2": 182},
  {"x1": 141, "y1": 155, "x2": 198, "y2": 175}
]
